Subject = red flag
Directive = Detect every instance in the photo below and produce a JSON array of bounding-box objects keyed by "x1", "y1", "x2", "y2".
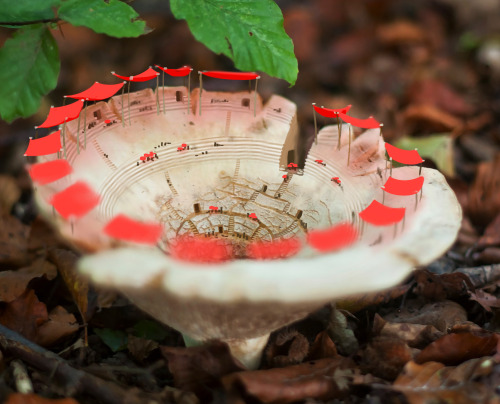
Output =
[
  {"x1": 307, "y1": 223, "x2": 357, "y2": 253},
  {"x1": 155, "y1": 65, "x2": 193, "y2": 77},
  {"x1": 104, "y1": 214, "x2": 163, "y2": 245},
  {"x1": 201, "y1": 71, "x2": 259, "y2": 80},
  {"x1": 66, "y1": 82, "x2": 124, "y2": 101},
  {"x1": 50, "y1": 181, "x2": 100, "y2": 219},
  {"x1": 111, "y1": 67, "x2": 159, "y2": 82},
  {"x1": 24, "y1": 131, "x2": 62, "y2": 156},
  {"x1": 36, "y1": 100, "x2": 84, "y2": 128},
  {"x1": 382, "y1": 176, "x2": 424, "y2": 196},
  {"x1": 313, "y1": 104, "x2": 351, "y2": 118},
  {"x1": 337, "y1": 112, "x2": 380, "y2": 129},
  {"x1": 28, "y1": 159, "x2": 72, "y2": 185},
  {"x1": 385, "y1": 143, "x2": 424, "y2": 165},
  {"x1": 359, "y1": 200, "x2": 405, "y2": 226}
]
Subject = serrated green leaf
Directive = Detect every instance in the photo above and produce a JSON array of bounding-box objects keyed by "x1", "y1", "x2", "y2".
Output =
[
  {"x1": 170, "y1": 0, "x2": 298, "y2": 85},
  {"x1": 0, "y1": 24, "x2": 60, "y2": 123},
  {"x1": 395, "y1": 134, "x2": 455, "y2": 177},
  {"x1": 132, "y1": 319, "x2": 169, "y2": 342},
  {"x1": 58, "y1": 0, "x2": 148, "y2": 38},
  {"x1": 0, "y1": 0, "x2": 61, "y2": 24},
  {"x1": 94, "y1": 328, "x2": 128, "y2": 352}
]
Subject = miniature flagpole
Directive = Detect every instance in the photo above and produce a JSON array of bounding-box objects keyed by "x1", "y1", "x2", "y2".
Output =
[
  {"x1": 390, "y1": 157, "x2": 393, "y2": 177},
  {"x1": 121, "y1": 82, "x2": 125, "y2": 127},
  {"x1": 62, "y1": 119, "x2": 67, "y2": 160},
  {"x1": 253, "y1": 77, "x2": 260, "y2": 118},
  {"x1": 35, "y1": 128, "x2": 38, "y2": 139},
  {"x1": 337, "y1": 115, "x2": 341, "y2": 150},
  {"x1": 187, "y1": 70, "x2": 192, "y2": 115},
  {"x1": 83, "y1": 100, "x2": 87, "y2": 150},
  {"x1": 198, "y1": 72, "x2": 203, "y2": 116},
  {"x1": 127, "y1": 81, "x2": 131, "y2": 125},
  {"x1": 312, "y1": 103, "x2": 318, "y2": 145},
  {"x1": 382, "y1": 186, "x2": 385, "y2": 205},
  {"x1": 162, "y1": 70, "x2": 165, "y2": 114},
  {"x1": 155, "y1": 74, "x2": 160, "y2": 115},
  {"x1": 378, "y1": 123, "x2": 383, "y2": 148},
  {"x1": 76, "y1": 104, "x2": 81, "y2": 154},
  {"x1": 347, "y1": 124, "x2": 352, "y2": 166}
]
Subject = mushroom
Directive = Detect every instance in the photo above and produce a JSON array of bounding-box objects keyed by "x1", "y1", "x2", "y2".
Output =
[{"x1": 30, "y1": 85, "x2": 461, "y2": 369}]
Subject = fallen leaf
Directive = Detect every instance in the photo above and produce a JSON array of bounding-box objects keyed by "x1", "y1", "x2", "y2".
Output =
[
  {"x1": 377, "y1": 20, "x2": 428, "y2": 45},
  {"x1": 48, "y1": 249, "x2": 96, "y2": 323},
  {"x1": 0, "y1": 289, "x2": 48, "y2": 343},
  {"x1": 0, "y1": 175, "x2": 21, "y2": 215},
  {"x1": 403, "y1": 104, "x2": 463, "y2": 134},
  {"x1": 373, "y1": 313, "x2": 443, "y2": 349},
  {"x1": 326, "y1": 305, "x2": 358, "y2": 355},
  {"x1": 127, "y1": 334, "x2": 159, "y2": 362},
  {"x1": 360, "y1": 336, "x2": 412, "y2": 380},
  {"x1": 306, "y1": 330, "x2": 338, "y2": 361},
  {"x1": 393, "y1": 358, "x2": 495, "y2": 404},
  {"x1": 37, "y1": 306, "x2": 79, "y2": 347},
  {"x1": 413, "y1": 269, "x2": 474, "y2": 300},
  {"x1": 222, "y1": 357, "x2": 353, "y2": 403},
  {"x1": 474, "y1": 247, "x2": 500, "y2": 264},
  {"x1": 407, "y1": 79, "x2": 472, "y2": 116},
  {"x1": 0, "y1": 214, "x2": 29, "y2": 267},
  {"x1": 468, "y1": 153, "x2": 500, "y2": 227},
  {"x1": 5, "y1": 393, "x2": 79, "y2": 404},
  {"x1": 27, "y1": 216, "x2": 66, "y2": 252},
  {"x1": 161, "y1": 341, "x2": 245, "y2": 401},
  {"x1": 394, "y1": 134, "x2": 455, "y2": 177},
  {"x1": 132, "y1": 319, "x2": 169, "y2": 342},
  {"x1": 265, "y1": 329, "x2": 309, "y2": 367},
  {"x1": 0, "y1": 259, "x2": 57, "y2": 303},
  {"x1": 415, "y1": 332, "x2": 498, "y2": 365},
  {"x1": 383, "y1": 300, "x2": 468, "y2": 332},
  {"x1": 469, "y1": 290, "x2": 500, "y2": 312},
  {"x1": 94, "y1": 328, "x2": 128, "y2": 352}
]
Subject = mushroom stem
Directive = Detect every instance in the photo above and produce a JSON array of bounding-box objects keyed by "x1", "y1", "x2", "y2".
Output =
[{"x1": 182, "y1": 333, "x2": 270, "y2": 370}]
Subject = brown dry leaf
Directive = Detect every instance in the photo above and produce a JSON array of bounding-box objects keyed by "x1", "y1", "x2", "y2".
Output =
[
  {"x1": 0, "y1": 259, "x2": 57, "y2": 303},
  {"x1": 127, "y1": 334, "x2": 159, "y2": 362},
  {"x1": 326, "y1": 306, "x2": 358, "y2": 356},
  {"x1": 265, "y1": 329, "x2": 309, "y2": 368},
  {"x1": 393, "y1": 358, "x2": 496, "y2": 404},
  {"x1": 415, "y1": 332, "x2": 498, "y2": 365},
  {"x1": 0, "y1": 289, "x2": 48, "y2": 342},
  {"x1": 161, "y1": 341, "x2": 245, "y2": 401},
  {"x1": 469, "y1": 290, "x2": 500, "y2": 312},
  {"x1": 373, "y1": 313, "x2": 443, "y2": 349},
  {"x1": 407, "y1": 79, "x2": 472, "y2": 116},
  {"x1": 383, "y1": 300, "x2": 467, "y2": 332},
  {"x1": 0, "y1": 213, "x2": 30, "y2": 267},
  {"x1": 306, "y1": 330, "x2": 338, "y2": 361},
  {"x1": 377, "y1": 20, "x2": 428, "y2": 45},
  {"x1": 37, "y1": 306, "x2": 79, "y2": 347},
  {"x1": 336, "y1": 284, "x2": 410, "y2": 313},
  {"x1": 27, "y1": 216, "x2": 66, "y2": 252},
  {"x1": 413, "y1": 269, "x2": 474, "y2": 300},
  {"x1": 5, "y1": 393, "x2": 79, "y2": 404},
  {"x1": 468, "y1": 153, "x2": 500, "y2": 227},
  {"x1": 0, "y1": 175, "x2": 21, "y2": 215},
  {"x1": 48, "y1": 249, "x2": 95, "y2": 322},
  {"x1": 403, "y1": 103, "x2": 463, "y2": 133},
  {"x1": 222, "y1": 357, "x2": 353, "y2": 403},
  {"x1": 360, "y1": 336, "x2": 412, "y2": 381},
  {"x1": 474, "y1": 247, "x2": 500, "y2": 264}
]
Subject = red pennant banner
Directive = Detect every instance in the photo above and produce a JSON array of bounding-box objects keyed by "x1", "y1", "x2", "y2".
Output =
[
  {"x1": 246, "y1": 238, "x2": 301, "y2": 260},
  {"x1": 50, "y1": 181, "x2": 100, "y2": 220},
  {"x1": 28, "y1": 159, "x2": 72, "y2": 185},
  {"x1": 359, "y1": 200, "x2": 405, "y2": 226},
  {"x1": 155, "y1": 65, "x2": 193, "y2": 77},
  {"x1": 385, "y1": 143, "x2": 424, "y2": 165},
  {"x1": 171, "y1": 236, "x2": 233, "y2": 263},
  {"x1": 104, "y1": 214, "x2": 163, "y2": 245},
  {"x1": 24, "y1": 131, "x2": 62, "y2": 156},
  {"x1": 313, "y1": 104, "x2": 351, "y2": 118},
  {"x1": 307, "y1": 223, "x2": 357, "y2": 253},
  {"x1": 65, "y1": 82, "x2": 125, "y2": 101},
  {"x1": 337, "y1": 112, "x2": 380, "y2": 129},
  {"x1": 36, "y1": 100, "x2": 84, "y2": 128},
  {"x1": 382, "y1": 176, "x2": 424, "y2": 196},
  {"x1": 201, "y1": 71, "x2": 259, "y2": 80},
  {"x1": 111, "y1": 67, "x2": 159, "y2": 82}
]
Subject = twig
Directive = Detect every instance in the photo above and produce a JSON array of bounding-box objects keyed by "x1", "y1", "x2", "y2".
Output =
[
  {"x1": 0, "y1": 324, "x2": 157, "y2": 404},
  {"x1": 11, "y1": 360, "x2": 33, "y2": 394},
  {"x1": 455, "y1": 264, "x2": 500, "y2": 289}
]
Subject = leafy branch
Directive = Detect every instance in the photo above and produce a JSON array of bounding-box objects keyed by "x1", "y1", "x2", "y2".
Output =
[{"x1": 0, "y1": 0, "x2": 297, "y2": 123}]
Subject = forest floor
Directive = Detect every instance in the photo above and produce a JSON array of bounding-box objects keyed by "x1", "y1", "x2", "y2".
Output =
[{"x1": 1, "y1": 0, "x2": 500, "y2": 403}]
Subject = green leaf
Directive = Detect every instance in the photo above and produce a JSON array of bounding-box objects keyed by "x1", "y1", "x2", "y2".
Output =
[
  {"x1": 132, "y1": 319, "x2": 168, "y2": 342},
  {"x1": 0, "y1": 24, "x2": 60, "y2": 123},
  {"x1": 58, "y1": 0, "x2": 148, "y2": 38},
  {"x1": 170, "y1": 0, "x2": 298, "y2": 85},
  {"x1": 94, "y1": 328, "x2": 128, "y2": 352},
  {"x1": 394, "y1": 134, "x2": 455, "y2": 177},
  {"x1": 0, "y1": 0, "x2": 61, "y2": 24}
]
